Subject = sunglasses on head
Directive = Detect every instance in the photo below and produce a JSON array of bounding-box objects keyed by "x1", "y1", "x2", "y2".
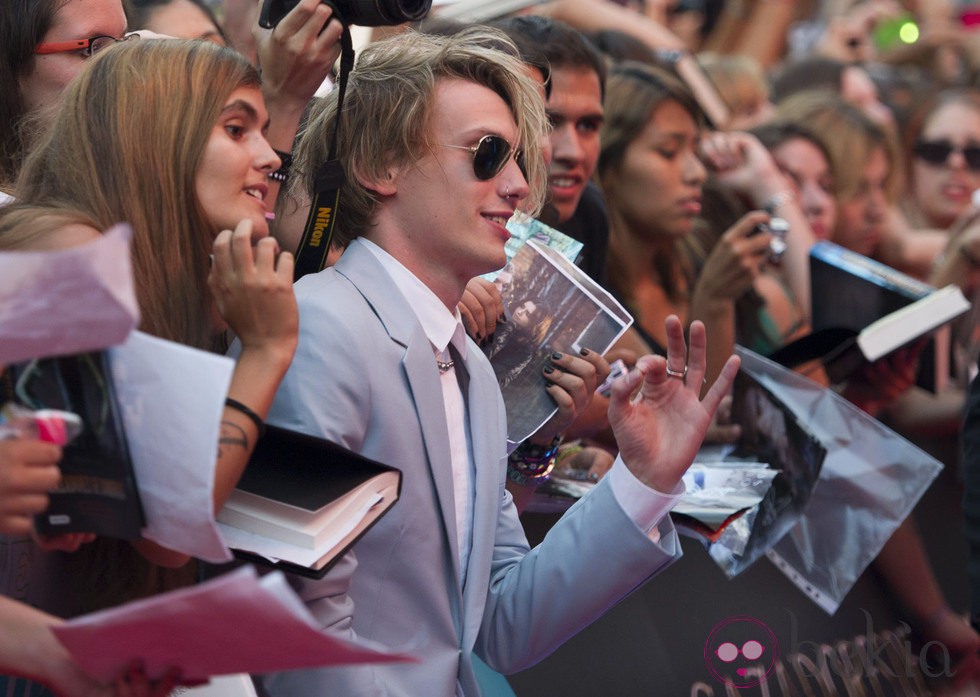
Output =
[
  {"x1": 913, "y1": 139, "x2": 980, "y2": 171},
  {"x1": 439, "y1": 134, "x2": 526, "y2": 181}
]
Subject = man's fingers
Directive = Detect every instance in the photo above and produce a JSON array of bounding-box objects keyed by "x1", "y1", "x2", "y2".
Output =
[{"x1": 701, "y1": 355, "x2": 741, "y2": 416}]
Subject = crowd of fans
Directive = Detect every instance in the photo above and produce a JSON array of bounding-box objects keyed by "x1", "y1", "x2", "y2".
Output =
[{"x1": 2, "y1": 0, "x2": 980, "y2": 695}]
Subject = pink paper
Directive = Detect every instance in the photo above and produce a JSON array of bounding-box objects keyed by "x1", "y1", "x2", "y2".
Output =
[
  {"x1": 0, "y1": 224, "x2": 138, "y2": 365},
  {"x1": 53, "y1": 566, "x2": 413, "y2": 682}
]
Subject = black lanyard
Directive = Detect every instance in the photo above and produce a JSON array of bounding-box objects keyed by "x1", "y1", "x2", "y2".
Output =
[{"x1": 292, "y1": 25, "x2": 355, "y2": 281}]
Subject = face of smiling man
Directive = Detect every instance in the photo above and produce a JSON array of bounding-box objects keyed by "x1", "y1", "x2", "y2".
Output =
[{"x1": 545, "y1": 65, "x2": 604, "y2": 224}]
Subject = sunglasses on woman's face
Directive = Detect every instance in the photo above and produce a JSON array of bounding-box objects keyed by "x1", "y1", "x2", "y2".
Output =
[
  {"x1": 913, "y1": 139, "x2": 980, "y2": 171},
  {"x1": 439, "y1": 134, "x2": 526, "y2": 181}
]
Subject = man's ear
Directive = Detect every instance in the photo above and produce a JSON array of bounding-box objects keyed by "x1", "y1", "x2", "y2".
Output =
[{"x1": 355, "y1": 162, "x2": 400, "y2": 197}]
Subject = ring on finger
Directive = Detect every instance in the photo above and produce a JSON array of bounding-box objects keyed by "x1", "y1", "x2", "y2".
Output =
[{"x1": 665, "y1": 364, "x2": 687, "y2": 380}]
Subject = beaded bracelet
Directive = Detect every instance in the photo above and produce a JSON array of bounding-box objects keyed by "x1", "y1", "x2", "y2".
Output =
[
  {"x1": 507, "y1": 435, "x2": 562, "y2": 485},
  {"x1": 224, "y1": 397, "x2": 265, "y2": 437}
]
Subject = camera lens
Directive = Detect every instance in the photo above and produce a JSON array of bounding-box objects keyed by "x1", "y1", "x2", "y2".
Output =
[{"x1": 344, "y1": 0, "x2": 431, "y2": 26}]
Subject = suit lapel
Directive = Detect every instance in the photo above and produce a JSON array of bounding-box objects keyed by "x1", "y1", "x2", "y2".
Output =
[
  {"x1": 458, "y1": 342, "x2": 508, "y2": 646},
  {"x1": 335, "y1": 243, "x2": 463, "y2": 590}
]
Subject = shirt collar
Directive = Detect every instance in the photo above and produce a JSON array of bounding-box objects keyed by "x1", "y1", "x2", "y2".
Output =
[{"x1": 356, "y1": 238, "x2": 468, "y2": 360}]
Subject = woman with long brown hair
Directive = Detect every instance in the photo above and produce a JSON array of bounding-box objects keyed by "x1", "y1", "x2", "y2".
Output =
[{"x1": 0, "y1": 38, "x2": 298, "y2": 695}]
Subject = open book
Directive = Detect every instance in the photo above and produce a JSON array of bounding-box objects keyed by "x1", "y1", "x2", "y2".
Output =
[
  {"x1": 771, "y1": 241, "x2": 970, "y2": 391},
  {"x1": 217, "y1": 425, "x2": 402, "y2": 579},
  {"x1": 484, "y1": 239, "x2": 632, "y2": 443}
]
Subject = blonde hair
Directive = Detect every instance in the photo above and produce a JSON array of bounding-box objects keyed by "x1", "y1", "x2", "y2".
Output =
[
  {"x1": 288, "y1": 27, "x2": 548, "y2": 248},
  {"x1": 697, "y1": 52, "x2": 768, "y2": 120},
  {"x1": 0, "y1": 39, "x2": 260, "y2": 350},
  {"x1": 777, "y1": 89, "x2": 903, "y2": 204}
]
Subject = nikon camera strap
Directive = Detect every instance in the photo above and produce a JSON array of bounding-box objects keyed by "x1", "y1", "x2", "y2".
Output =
[{"x1": 292, "y1": 25, "x2": 355, "y2": 281}]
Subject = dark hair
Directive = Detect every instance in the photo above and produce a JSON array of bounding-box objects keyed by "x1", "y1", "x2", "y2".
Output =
[
  {"x1": 489, "y1": 15, "x2": 606, "y2": 99},
  {"x1": 0, "y1": 0, "x2": 59, "y2": 184},
  {"x1": 770, "y1": 56, "x2": 847, "y2": 105},
  {"x1": 587, "y1": 28, "x2": 659, "y2": 66},
  {"x1": 598, "y1": 61, "x2": 704, "y2": 179},
  {"x1": 123, "y1": 0, "x2": 228, "y2": 43},
  {"x1": 750, "y1": 120, "x2": 833, "y2": 166},
  {"x1": 486, "y1": 16, "x2": 553, "y2": 100},
  {"x1": 902, "y1": 86, "x2": 980, "y2": 165}
]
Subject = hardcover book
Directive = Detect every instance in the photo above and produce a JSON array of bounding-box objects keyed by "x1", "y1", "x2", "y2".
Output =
[
  {"x1": 5, "y1": 351, "x2": 145, "y2": 539},
  {"x1": 771, "y1": 241, "x2": 970, "y2": 391},
  {"x1": 216, "y1": 425, "x2": 402, "y2": 579}
]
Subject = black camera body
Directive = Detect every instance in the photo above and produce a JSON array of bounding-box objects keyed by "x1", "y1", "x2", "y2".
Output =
[{"x1": 259, "y1": 0, "x2": 431, "y2": 28}]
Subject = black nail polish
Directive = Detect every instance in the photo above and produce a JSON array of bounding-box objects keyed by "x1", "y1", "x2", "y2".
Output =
[
  {"x1": 543, "y1": 365, "x2": 555, "y2": 374},
  {"x1": 579, "y1": 348, "x2": 590, "y2": 356},
  {"x1": 551, "y1": 352, "x2": 563, "y2": 361}
]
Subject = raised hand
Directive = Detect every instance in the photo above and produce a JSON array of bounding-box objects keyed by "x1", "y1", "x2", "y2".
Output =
[
  {"x1": 608, "y1": 316, "x2": 739, "y2": 492},
  {"x1": 692, "y1": 210, "x2": 773, "y2": 307},
  {"x1": 255, "y1": 0, "x2": 343, "y2": 110},
  {"x1": 531, "y1": 348, "x2": 610, "y2": 445},
  {"x1": 208, "y1": 218, "x2": 298, "y2": 363}
]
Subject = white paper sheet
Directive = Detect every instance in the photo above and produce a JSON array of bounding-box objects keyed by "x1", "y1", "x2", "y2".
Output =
[
  {"x1": 0, "y1": 224, "x2": 138, "y2": 365},
  {"x1": 53, "y1": 566, "x2": 414, "y2": 683},
  {"x1": 109, "y1": 330, "x2": 233, "y2": 562},
  {"x1": 174, "y1": 674, "x2": 258, "y2": 697}
]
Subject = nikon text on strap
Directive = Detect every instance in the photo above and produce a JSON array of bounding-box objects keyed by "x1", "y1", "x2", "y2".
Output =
[{"x1": 293, "y1": 25, "x2": 355, "y2": 281}]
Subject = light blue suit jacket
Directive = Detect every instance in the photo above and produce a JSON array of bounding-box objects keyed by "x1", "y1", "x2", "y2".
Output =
[{"x1": 259, "y1": 240, "x2": 681, "y2": 697}]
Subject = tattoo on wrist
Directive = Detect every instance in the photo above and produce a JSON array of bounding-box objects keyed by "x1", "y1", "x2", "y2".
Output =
[{"x1": 218, "y1": 421, "x2": 249, "y2": 458}]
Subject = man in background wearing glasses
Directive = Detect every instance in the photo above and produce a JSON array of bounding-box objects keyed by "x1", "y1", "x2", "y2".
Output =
[{"x1": 259, "y1": 26, "x2": 739, "y2": 697}]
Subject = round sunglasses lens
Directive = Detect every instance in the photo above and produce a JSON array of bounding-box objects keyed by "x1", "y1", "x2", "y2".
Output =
[{"x1": 474, "y1": 137, "x2": 510, "y2": 180}]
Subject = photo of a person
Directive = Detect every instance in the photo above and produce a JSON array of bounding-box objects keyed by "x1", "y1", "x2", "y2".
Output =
[
  {"x1": 483, "y1": 241, "x2": 629, "y2": 442},
  {"x1": 486, "y1": 299, "x2": 554, "y2": 388}
]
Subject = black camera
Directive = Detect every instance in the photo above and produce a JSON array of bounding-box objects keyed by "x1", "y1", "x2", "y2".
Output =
[{"x1": 259, "y1": 0, "x2": 431, "y2": 28}]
